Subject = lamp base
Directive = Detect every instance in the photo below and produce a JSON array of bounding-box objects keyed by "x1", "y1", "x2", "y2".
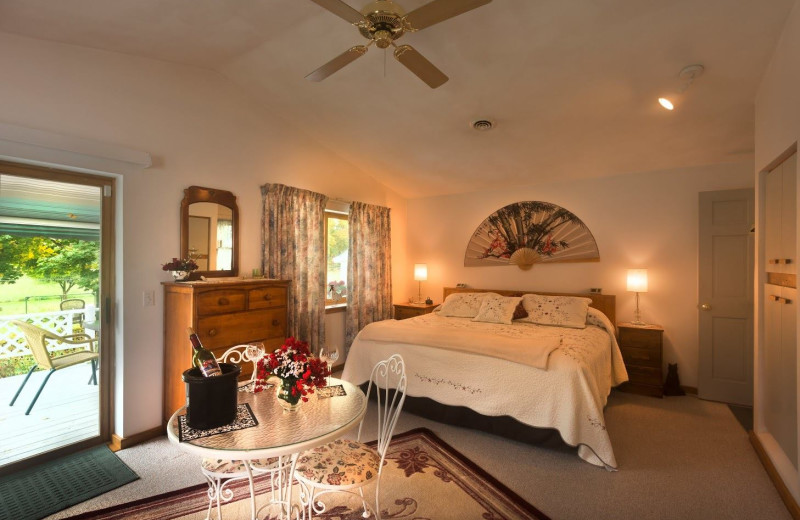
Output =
[{"x1": 629, "y1": 319, "x2": 647, "y2": 326}]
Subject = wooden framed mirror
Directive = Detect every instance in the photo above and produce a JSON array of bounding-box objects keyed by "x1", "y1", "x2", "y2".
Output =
[{"x1": 180, "y1": 186, "x2": 239, "y2": 278}]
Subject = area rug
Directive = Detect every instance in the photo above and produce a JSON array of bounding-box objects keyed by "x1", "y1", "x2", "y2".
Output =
[
  {"x1": 63, "y1": 428, "x2": 550, "y2": 519},
  {"x1": 0, "y1": 445, "x2": 139, "y2": 520}
]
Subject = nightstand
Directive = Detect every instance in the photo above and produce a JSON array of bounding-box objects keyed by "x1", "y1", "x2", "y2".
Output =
[
  {"x1": 393, "y1": 302, "x2": 438, "y2": 320},
  {"x1": 616, "y1": 322, "x2": 664, "y2": 398}
]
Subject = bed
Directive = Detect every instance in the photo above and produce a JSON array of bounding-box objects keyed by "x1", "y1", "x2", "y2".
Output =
[{"x1": 341, "y1": 287, "x2": 629, "y2": 470}]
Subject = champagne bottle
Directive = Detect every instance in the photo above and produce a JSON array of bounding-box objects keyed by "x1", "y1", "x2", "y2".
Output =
[{"x1": 187, "y1": 327, "x2": 222, "y2": 377}]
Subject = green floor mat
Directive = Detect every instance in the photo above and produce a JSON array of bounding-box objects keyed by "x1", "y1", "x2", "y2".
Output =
[{"x1": 0, "y1": 445, "x2": 139, "y2": 520}]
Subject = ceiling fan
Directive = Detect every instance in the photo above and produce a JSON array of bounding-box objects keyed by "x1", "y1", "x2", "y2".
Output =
[{"x1": 306, "y1": 0, "x2": 492, "y2": 88}]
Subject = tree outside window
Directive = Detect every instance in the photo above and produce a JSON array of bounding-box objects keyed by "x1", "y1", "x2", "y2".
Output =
[{"x1": 325, "y1": 212, "x2": 348, "y2": 305}]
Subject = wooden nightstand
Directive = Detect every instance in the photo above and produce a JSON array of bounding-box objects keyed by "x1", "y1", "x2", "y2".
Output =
[
  {"x1": 616, "y1": 322, "x2": 664, "y2": 398},
  {"x1": 393, "y1": 302, "x2": 438, "y2": 320}
]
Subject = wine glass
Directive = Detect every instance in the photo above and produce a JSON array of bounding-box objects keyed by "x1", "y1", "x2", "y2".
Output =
[
  {"x1": 326, "y1": 350, "x2": 340, "y2": 385},
  {"x1": 246, "y1": 342, "x2": 265, "y2": 390}
]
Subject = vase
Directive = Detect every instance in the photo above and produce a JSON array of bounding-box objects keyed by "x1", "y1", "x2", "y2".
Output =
[
  {"x1": 171, "y1": 270, "x2": 190, "y2": 281},
  {"x1": 276, "y1": 378, "x2": 302, "y2": 411}
]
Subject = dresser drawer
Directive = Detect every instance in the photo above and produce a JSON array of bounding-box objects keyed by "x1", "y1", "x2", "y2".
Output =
[
  {"x1": 196, "y1": 289, "x2": 246, "y2": 315},
  {"x1": 619, "y1": 328, "x2": 662, "y2": 349},
  {"x1": 626, "y1": 365, "x2": 663, "y2": 386},
  {"x1": 394, "y1": 307, "x2": 419, "y2": 320},
  {"x1": 197, "y1": 309, "x2": 286, "y2": 349},
  {"x1": 621, "y1": 346, "x2": 661, "y2": 368},
  {"x1": 248, "y1": 286, "x2": 287, "y2": 310}
]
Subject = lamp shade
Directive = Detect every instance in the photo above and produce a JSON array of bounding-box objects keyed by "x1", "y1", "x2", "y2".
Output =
[
  {"x1": 627, "y1": 269, "x2": 648, "y2": 293},
  {"x1": 414, "y1": 264, "x2": 428, "y2": 281}
]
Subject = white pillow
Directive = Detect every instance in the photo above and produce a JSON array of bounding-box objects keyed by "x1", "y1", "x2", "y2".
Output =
[
  {"x1": 438, "y1": 292, "x2": 499, "y2": 318},
  {"x1": 518, "y1": 294, "x2": 592, "y2": 329},
  {"x1": 472, "y1": 295, "x2": 523, "y2": 324}
]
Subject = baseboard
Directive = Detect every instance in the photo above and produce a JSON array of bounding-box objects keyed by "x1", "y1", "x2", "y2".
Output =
[
  {"x1": 749, "y1": 431, "x2": 800, "y2": 519},
  {"x1": 108, "y1": 425, "x2": 164, "y2": 452},
  {"x1": 681, "y1": 385, "x2": 698, "y2": 395}
]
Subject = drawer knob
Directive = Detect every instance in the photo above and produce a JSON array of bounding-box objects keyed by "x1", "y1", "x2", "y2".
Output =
[
  {"x1": 218, "y1": 297, "x2": 229, "y2": 305},
  {"x1": 699, "y1": 303, "x2": 711, "y2": 311},
  {"x1": 272, "y1": 319, "x2": 280, "y2": 326},
  {"x1": 208, "y1": 328, "x2": 218, "y2": 337},
  {"x1": 263, "y1": 294, "x2": 272, "y2": 301}
]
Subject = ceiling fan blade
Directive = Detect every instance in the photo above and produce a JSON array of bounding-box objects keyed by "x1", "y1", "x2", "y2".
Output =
[
  {"x1": 393, "y1": 45, "x2": 448, "y2": 88},
  {"x1": 306, "y1": 45, "x2": 369, "y2": 82},
  {"x1": 308, "y1": 0, "x2": 367, "y2": 25},
  {"x1": 404, "y1": 0, "x2": 492, "y2": 30}
]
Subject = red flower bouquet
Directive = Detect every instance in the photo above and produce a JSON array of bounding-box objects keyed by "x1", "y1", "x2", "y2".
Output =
[{"x1": 254, "y1": 337, "x2": 330, "y2": 405}]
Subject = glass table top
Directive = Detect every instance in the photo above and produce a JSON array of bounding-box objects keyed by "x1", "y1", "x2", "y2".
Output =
[{"x1": 167, "y1": 378, "x2": 367, "y2": 458}]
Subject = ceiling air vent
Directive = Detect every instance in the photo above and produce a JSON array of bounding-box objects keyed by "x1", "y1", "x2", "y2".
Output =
[{"x1": 471, "y1": 119, "x2": 494, "y2": 131}]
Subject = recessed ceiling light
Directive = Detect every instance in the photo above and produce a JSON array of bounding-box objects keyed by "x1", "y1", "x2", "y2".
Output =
[{"x1": 658, "y1": 98, "x2": 674, "y2": 110}]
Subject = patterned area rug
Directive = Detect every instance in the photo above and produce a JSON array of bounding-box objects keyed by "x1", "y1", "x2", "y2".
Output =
[{"x1": 63, "y1": 428, "x2": 549, "y2": 519}]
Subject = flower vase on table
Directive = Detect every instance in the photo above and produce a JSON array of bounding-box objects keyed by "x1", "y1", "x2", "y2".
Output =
[
  {"x1": 275, "y1": 378, "x2": 303, "y2": 411},
  {"x1": 162, "y1": 257, "x2": 199, "y2": 282},
  {"x1": 253, "y1": 337, "x2": 330, "y2": 412}
]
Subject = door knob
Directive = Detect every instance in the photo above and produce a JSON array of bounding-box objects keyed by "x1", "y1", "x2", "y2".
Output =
[{"x1": 699, "y1": 303, "x2": 712, "y2": 311}]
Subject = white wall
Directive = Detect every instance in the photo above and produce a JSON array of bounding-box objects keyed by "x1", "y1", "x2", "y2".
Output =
[
  {"x1": 406, "y1": 162, "x2": 754, "y2": 388},
  {"x1": 754, "y1": 0, "x2": 800, "y2": 504},
  {"x1": 0, "y1": 32, "x2": 408, "y2": 437}
]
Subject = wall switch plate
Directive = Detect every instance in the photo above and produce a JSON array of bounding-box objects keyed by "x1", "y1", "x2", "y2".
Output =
[{"x1": 143, "y1": 290, "x2": 155, "y2": 307}]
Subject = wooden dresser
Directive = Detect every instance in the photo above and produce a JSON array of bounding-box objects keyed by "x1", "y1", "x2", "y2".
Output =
[
  {"x1": 162, "y1": 279, "x2": 290, "y2": 423},
  {"x1": 617, "y1": 322, "x2": 664, "y2": 398}
]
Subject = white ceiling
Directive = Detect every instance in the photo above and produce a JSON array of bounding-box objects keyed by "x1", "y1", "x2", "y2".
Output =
[{"x1": 0, "y1": 0, "x2": 793, "y2": 198}]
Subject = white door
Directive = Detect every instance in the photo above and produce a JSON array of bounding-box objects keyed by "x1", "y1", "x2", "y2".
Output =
[{"x1": 698, "y1": 189, "x2": 755, "y2": 405}]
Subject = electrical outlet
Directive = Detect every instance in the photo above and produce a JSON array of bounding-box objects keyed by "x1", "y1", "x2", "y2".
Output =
[{"x1": 143, "y1": 290, "x2": 155, "y2": 307}]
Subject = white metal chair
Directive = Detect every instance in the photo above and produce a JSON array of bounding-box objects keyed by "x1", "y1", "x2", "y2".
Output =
[
  {"x1": 199, "y1": 343, "x2": 282, "y2": 520},
  {"x1": 294, "y1": 354, "x2": 407, "y2": 519}
]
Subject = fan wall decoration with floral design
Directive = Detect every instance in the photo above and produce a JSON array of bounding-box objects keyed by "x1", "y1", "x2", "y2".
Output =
[{"x1": 464, "y1": 201, "x2": 600, "y2": 270}]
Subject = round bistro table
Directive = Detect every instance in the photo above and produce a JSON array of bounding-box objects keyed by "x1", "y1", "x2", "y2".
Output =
[{"x1": 167, "y1": 377, "x2": 367, "y2": 519}]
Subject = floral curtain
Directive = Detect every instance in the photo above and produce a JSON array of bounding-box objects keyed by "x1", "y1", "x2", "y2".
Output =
[
  {"x1": 262, "y1": 184, "x2": 328, "y2": 353},
  {"x1": 345, "y1": 201, "x2": 392, "y2": 353}
]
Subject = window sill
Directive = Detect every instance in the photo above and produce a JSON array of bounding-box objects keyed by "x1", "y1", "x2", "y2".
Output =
[{"x1": 325, "y1": 303, "x2": 347, "y2": 314}]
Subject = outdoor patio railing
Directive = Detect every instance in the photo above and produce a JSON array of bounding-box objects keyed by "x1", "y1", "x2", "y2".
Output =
[{"x1": 0, "y1": 309, "x2": 93, "y2": 359}]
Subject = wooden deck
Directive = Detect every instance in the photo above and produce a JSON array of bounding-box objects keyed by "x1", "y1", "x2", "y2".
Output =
[{"x1": 0, "y1": 363, "x2": 99, "y2": 467}]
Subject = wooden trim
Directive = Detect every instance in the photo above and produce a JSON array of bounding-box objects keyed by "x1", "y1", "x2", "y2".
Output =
[
  {"x1": 325, "y1": 304, "x2": 346, "y2": 314},
  {"x1": 750, "y1": 431, "x2": 800, "y2": 519},
  {"x1": 108, "y1": 425, "x2": 164, "y2": 452},
  {"x1": 442, "y1": 287, "x2": 616, "y2": 325}
]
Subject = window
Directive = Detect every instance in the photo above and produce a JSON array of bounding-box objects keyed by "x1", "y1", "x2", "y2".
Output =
[{"x1": 325, "y1": 211, "x2": 348, "y2": 305}]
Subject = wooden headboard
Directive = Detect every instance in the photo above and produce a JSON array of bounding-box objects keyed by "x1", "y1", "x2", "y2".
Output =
[{"x1": 442, "y1": 287, "x2": 616, "y2": 325}]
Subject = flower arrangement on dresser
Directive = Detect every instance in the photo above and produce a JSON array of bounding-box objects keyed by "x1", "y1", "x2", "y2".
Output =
[
  {"x1": 161, "y1": 257, "x2": 199, "y2": 281},
  {"x1": 254, "y1": 337, "x2": 330, "y2": 410}
]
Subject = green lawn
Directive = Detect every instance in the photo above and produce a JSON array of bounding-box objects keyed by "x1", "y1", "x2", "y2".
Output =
[{"x1": 0, "y1": 276, "x2": 93, "y2": 316}]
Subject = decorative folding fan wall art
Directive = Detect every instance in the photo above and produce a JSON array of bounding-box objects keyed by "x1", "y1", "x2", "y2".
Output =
[{"x1": 464, "y1": 201, "x2": 600, "y2": 270}]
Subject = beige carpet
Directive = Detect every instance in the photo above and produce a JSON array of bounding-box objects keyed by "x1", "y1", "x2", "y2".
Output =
[{"x1": 49, "y1": 391, "x2": 791, "y2": 520}]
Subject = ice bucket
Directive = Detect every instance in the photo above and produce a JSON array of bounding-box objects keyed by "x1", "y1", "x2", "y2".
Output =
[{"x1": 182, "y1": 362, "x2": 241, "y2": 430}]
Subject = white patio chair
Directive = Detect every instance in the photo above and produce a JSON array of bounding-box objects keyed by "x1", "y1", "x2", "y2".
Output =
[
  {"x1": 294, "y1": 354, "x2": 407, "y2": 519},
  {"x1": 199, "y1": 343, "x2": 282, "y2": 520}
]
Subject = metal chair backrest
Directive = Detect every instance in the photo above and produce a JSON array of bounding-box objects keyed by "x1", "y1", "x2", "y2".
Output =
[
  {"x1": 218, "y1": 344, "x2": 263, "y2": 382},
  {"x1": 10, "y1": 320, "x2": 59, "y2": 370},
  {"x1": 357, "y1": 354, "x2": 407, "y2": 465}
]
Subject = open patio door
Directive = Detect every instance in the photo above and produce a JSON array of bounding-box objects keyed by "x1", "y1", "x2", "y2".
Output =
[{"x1": 0, "y1": 161, "x2": 114, "y2": 475}]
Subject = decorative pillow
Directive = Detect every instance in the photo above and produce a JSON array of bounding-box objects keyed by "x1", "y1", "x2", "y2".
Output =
[
  {"x1": 472, "y1": 295, "x2": 523, "y2": 325},
  {"x1": 518, "y1": 294, "x2": 592, "y2": 329},
  {"x1": 586, "y1": 307, "x2": 614, "y2": 334},
  {"x1": 438, "y1": 292, "x2": 499, "y2": 318},
  {"x1": 512, "y1": 301, "x2": 528, "y2": 320}
]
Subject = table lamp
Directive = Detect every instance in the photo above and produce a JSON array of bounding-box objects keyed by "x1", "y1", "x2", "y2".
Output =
[
  {"x1": 626, "y1": 269, "x2": 648, "y2": 325},
  {"x1": 414, "y1": 264, "x2": 428, "y2": 304}
]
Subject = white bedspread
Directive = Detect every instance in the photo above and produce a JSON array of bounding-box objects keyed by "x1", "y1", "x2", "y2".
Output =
[{"x1": 342, "y1": 312, "x2": 628, "y2": 469}]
